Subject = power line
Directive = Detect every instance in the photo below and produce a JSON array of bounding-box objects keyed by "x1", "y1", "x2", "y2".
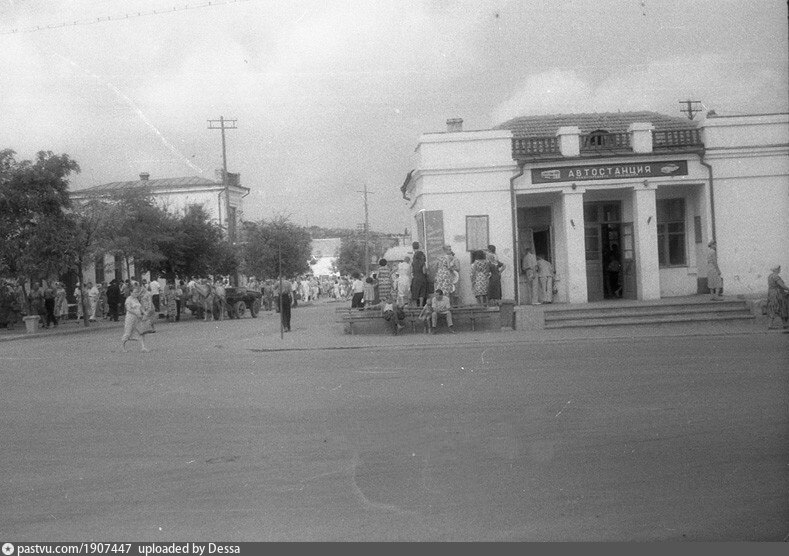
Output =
[
  {"x1": 679, "y1": 100, "x2": 703, "y2": 120},
  {"x1": 0, "y1": 0, "x2": 259, "y2": 35}
]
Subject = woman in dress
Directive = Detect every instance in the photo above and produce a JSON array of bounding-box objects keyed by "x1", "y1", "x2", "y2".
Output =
[
  {"x1": 766, "y1": 264, "x2": 789, "y2": 330},
  {"x1": 707, "y1": 241, "x2": 723, "y2": 300},
  {"x1": 55, "y1": 282, "x2": 69, "y2": 322},
  {"x1": 395, "y1": 256, "x2": 412, "y2": 306},
  {"x1": 434, "y1": 245, "x2": 460, "y2": 302},
  {"x1": 410, "y1": 242, "x2": 428, "y2": 307},
  {"x1": 121, "y1": 283, "x2": 150, "y2": 352},
  {"x1": 470, "y1": 250, "x2": 491, "y2": 305},
  {"x1": 486, "y1": 244, "x2": 505, "y2": 303},
  {"x1": 375, "y1": 259, "x2": 392, "y2": 304}
]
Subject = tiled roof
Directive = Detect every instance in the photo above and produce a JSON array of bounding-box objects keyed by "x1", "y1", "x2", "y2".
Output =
[
  {"x1": 78, "y1": 176, "x2": 227, "y2": 192},
  {"x1": 495, "y1": 111, "x2": 698, "y2": 138}
]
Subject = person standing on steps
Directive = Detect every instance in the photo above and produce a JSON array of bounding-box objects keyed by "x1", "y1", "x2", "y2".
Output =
[
  {"x1": 522, "y1": 247, "x2": 540, "y2": 305},
  {"x1": 707, "y1": 241, "x2": 723, "y2": 300}
]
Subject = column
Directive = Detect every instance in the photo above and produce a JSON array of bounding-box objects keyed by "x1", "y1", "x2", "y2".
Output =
[
  {"x1": 632, "y1": 182, "x2": 660, "y2": 300},
  {"x1": 561, "y1": 188, "x2": 587, "y2": 303}
]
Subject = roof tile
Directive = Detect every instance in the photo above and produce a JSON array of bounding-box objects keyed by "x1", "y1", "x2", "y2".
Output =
[{"x1": 495, "y1": 111, "x2": 698, "y2": 138}]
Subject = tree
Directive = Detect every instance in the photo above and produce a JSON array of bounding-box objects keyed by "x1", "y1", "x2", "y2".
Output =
[
  {"x1": 336, "y1": 233, "x2": 393, "y2": 277},
  {"x1": 240, "y1": 215, "x2": 312, "y2": 279},
  {"x1": 100, "y1": 187, "x2": 171, "y2": 280},
  {"x1": 0, "y1": 149, "x2": 80, "y2": 312},
  {"x1": 154, "y1": 204, "x2": 239, "y2": 281}
]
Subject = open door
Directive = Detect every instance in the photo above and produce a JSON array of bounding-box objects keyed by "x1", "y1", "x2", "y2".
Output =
[
  {"x1": 620, "y1": 222, "x2": 637, "y2": 299},
  {"x1": 585, "y1": 225, "x2": 604, "y2": 302}
]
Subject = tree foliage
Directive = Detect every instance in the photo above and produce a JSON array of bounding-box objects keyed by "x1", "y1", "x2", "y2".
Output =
[
  {"x1": 98, "y1": 187, "x2": 171, "y2": 279},
  {"x1": 335, "y1": 233, "x2": 396, "y2": 277},
  {"x1": 240, "y1": 215, "x2": 312, "y2": 279},
  {"x1": 158, "y1": 204, "x2": 239, "y2": 280},
  {"x1": 0, "y1": 149, "x2": 80, "y2": 310}
]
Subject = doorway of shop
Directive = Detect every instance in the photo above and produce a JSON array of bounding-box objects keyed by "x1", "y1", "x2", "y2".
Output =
[{"x1": 584, "y1": 202, "x2": 636, "y2": 301}]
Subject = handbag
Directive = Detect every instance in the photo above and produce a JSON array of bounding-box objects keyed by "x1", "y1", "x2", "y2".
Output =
[{"x1": 136, "y1": 317, "x2": 154, "y2": 335}]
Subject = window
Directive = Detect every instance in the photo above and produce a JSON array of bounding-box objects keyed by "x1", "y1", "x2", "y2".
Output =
[
  {"x1": 587, "y1": 130, "x2": 610, "y2": 147},
  {"x1": 656, "y1": 198, "x2": 686, "y2": 267}
]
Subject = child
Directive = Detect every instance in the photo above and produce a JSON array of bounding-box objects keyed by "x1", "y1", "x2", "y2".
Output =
[{"x1": 363, "y1": 276, "x2": 377, "y2": 307}]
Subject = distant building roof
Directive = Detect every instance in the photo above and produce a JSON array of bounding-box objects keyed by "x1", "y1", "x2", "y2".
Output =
[
  {"x1": 494, "y1": 111, "x2": 698, "y2": 138},
  {"x1": 73, "y1": 172, "x2": 249, "y2": 195}
]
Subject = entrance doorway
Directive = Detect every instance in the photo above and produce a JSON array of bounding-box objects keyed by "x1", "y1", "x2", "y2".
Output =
[
  {"x1": 517, "y1": 205, "x2": 554, "y2": 305},
  {"x1": 584, "y1": 201, "x2": 636, "y2": 301}
]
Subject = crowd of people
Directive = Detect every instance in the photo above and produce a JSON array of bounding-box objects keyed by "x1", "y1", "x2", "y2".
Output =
[{"x1": 2, "y1": 244, "x2": 787, "y2": 337}]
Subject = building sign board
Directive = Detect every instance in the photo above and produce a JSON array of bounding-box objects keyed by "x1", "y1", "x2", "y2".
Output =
[{"x1": 531, "y1": 160, "x2": 688, "y2": 184}]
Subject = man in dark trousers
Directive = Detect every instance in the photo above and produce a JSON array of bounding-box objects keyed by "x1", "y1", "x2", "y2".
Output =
[
  {"x1": 277, "y1": 277, "x2": 293, "y2": 332},
  {"x1": 106, "y1": 279, "x2": 122, "y2": 322}
]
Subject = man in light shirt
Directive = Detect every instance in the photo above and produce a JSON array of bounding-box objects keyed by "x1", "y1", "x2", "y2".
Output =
[
  {"x1": 429, "y1": 289, "x2": 454, "y2": 334},
  {"x1": 148, "y1": 277, "x2": 161, "y2": 315},
  {"x1": 522, "y1": 247, "x2": 539, "y2": 305}
]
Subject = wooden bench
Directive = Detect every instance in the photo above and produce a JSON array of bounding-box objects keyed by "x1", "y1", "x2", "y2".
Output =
[{"x1": 335, "y1": 304, "x2": 500, "y2": 335}]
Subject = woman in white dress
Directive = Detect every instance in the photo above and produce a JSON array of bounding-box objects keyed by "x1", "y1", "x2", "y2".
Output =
[
  {"x1": 121, "y1": 284, "x2": 150, "y2": 352},
  {"x1": 395, "y1": 256, "x2": 412, "y2": 306}
]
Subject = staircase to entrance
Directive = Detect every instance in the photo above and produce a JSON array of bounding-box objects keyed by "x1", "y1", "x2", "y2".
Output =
[{"x1": 541, "y1": 296, "x2": 755, "y2": 329}]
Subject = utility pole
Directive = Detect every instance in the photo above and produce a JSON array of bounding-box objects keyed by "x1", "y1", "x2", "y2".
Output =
[
  {"x1": 356, "y1": 184, "x2": 374, "y2": 276},
  {"x1": 208, "y1": 116, "x2": 237, "y2": 243},
  {"x1": 679, "y1": 100, "x2": 702, "y2": 120}
]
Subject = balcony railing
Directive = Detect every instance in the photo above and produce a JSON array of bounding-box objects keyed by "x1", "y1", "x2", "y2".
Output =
[
  {"x1": 511, "y1": 128, "x2": 703, "y2": 159},
  {"x1": 652, "y1": 128, "x2": 702, "y2": 147},
  {"x1": 512, "y1": 136, "x2": 559, "y2": 157}
]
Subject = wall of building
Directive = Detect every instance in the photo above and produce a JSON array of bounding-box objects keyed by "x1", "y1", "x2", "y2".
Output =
[
  {"x1": 702, "y1": 113, "x2": 789, "y2": 296},
  {"x1": 407, "y1": 128, "x2": 517, "y2": 305}
]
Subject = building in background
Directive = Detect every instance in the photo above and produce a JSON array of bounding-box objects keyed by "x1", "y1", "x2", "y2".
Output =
[{"x1": 69, "y1": 170, "x2": 249, "y2": 285}]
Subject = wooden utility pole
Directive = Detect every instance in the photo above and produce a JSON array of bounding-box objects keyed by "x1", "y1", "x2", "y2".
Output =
[
  {"x1": 679, "y1": 100, "x2": 702, "y2": 120},
  {"x1": 208, "y1": 116, "x2": 237, "y2": 243},
  {"x1": 357, "y1": 184, "x2": 374, "y2": 276}
]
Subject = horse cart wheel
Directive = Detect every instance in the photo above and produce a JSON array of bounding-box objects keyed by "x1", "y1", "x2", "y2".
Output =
[
  {"x1": 250, "y1": 298, "x2": 261, "y2": 318},
  {"x1": 234, "y1": 301, "x2": 246, "y2": 318}
]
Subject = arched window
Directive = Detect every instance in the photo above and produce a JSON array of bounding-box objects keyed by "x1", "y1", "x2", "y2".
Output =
[{"x1": 587, "y1": 129, "x2": 610, "y2": 147}]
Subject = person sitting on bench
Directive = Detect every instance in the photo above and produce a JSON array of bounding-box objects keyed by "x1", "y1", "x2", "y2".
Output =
[{"x1": 429, "y1": 289, "x2": 454, "y2": 334}]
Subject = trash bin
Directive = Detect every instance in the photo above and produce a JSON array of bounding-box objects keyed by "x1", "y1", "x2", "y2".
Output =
[{"x1": 498, "y1": 299, "x2": 515, "y2": 330}]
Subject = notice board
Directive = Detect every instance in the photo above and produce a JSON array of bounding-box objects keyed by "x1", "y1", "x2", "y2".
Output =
[{"x1": 415, "y1": 210, "x2": 445, "y2": 279}]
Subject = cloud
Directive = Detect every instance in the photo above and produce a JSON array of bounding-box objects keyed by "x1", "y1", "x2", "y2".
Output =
[{"x1": 491, "y1": 53, "x2": 789, "y2": 123}]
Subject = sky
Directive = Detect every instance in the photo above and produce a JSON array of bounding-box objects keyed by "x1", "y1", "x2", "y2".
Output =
[{"x1": 1, "y1": 0, "x2": 787, "y2": 234}]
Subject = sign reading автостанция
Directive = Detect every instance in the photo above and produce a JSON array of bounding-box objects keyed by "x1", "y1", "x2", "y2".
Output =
[{"x1": 530, "y1": 160, "x2": 688, "y2": 184}]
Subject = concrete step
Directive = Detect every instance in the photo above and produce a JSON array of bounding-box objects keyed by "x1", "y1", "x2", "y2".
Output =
[
  {"x1": 544, "y1": 302, "x2": 750, "y2": 322},
  {"x1": 544, "y1": 311, "x2": 755, "y2": 329}
]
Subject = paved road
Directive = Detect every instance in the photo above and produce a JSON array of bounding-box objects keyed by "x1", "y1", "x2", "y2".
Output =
[{"x1": 1, "y1": 303, "x2": 787, "y2": 541}]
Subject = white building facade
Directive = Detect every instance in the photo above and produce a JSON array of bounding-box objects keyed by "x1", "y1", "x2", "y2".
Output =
[{"x1": 401, "y1": 112, "x2": 789, "y2": 306}]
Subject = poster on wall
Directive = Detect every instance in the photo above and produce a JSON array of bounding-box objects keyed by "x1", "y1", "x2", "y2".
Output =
[{"x1": 466, "y1": 215, "x2": 489, "y2": 252}]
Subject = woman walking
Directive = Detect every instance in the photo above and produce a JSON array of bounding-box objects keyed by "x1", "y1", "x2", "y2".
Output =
[{"x1": 121, "y1": 283, "x2": 151, "y2": 352}]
